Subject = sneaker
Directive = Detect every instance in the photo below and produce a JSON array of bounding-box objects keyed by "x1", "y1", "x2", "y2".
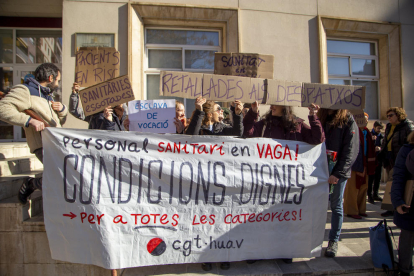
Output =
[
  {"x1": 201, "y1": 263, "x2": 212, "y2": 271},
  {"x1": 373, "y1": 194, "x2": 383, "y2": 202},
  {"x1": 359, "y1": 213, "x2": 368, "y2": 217},
  {"x1": 325, "y1": 240, "x2": 338, "y2": 257},
  {"x1": 18, "y1": 177, "x2": 35, "y2": 205},
  {"x1": 220, "y1": 262, "x2": 230, "y2": 270},
  {"x1": 367, "y1": 195, "x2": 375, "y2": 204},
  {"x1": 381, "y1": 210, "x2": 394, "y2": 217}
]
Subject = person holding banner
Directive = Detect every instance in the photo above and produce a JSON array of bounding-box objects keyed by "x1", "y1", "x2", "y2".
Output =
[
  {"x1": 243, "y1": 102, "x2": 324, "y2": 145},
  {"x1": 317, "y1": 109, "x2": 359, "y2": 257},
  {"x1": 0, "y1": 63, "x2": 68, "y2": 204},
  {"x1": 343, "y1": 112, "x2": 376, "y2": 219},
  {"x1": 185, "y1": 96, "x2": 243, "y2": 271}
]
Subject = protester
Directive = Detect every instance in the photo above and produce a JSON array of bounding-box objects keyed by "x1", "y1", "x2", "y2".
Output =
[
  {"x1": 317, "y1": 109, "x2": 359, "y2": 257},
  {"x1": 242, "y1": 102, "x2": 323, "y2": 264},
  {"x1": 390, "y1": 131, "x2": 414, "y2": 276},
  {"x1": 380, "y1": 107, "x2": 414, "y2": 217},
  {"x1": 174, "y1": 101, "x2": 187, "y2": 133},
  {"x1": 243, "y1": 102, "x2": 324, "y2": 145},
  {"x1": 367, "y1": 121, "x2": 384, "y2": 203},
  {"x1": 89, "y1": 105, "x2": 127, "y2": 131},
  {"x1": 344, "y1": 112, "x2": 376, "y2": 219},
  {"x1": 185, "y1": 96, "x2": 243, "y2": 271},
  {"x1": 68, "y1": 82, "x2": 89, "y2": 122},
  {"x1": 0, "y1": 63, "x2": 67, "y2": 204},
  {"x1": 185, "y1": 96, "x2": 243, "y2": 137}
]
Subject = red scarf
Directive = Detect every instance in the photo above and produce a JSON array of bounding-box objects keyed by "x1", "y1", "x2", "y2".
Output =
[{"x1": 356, "y1": 127, "x2": 376, "y2": 189}]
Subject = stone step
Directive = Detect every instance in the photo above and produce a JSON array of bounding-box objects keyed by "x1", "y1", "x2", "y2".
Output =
[
  {"x1": 0, "y1": 155, "x2": 43, "y2": 177},
  {"x1": 0, "y1": 142, "x2": 32, "y2": 159},
  {"x1": 0, "y1": 170, "x2": 43, "y2": 200},
  {"x1": 23, "y1": 213, "x2": 45, "y2": 232},
  {"x1": 0, "y1": 191, "x2": 42, "y2": 232}
]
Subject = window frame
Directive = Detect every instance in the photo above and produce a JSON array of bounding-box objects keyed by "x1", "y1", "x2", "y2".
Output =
[
  {"x1": 0, "y1": 27, "x2": 62, "y2": 142},
  {"x1": 143, "y1": 27, "x2": 222, "y2": 110},
  {"x1": 327, "y1": 38, "x2": 380, "y2": 118}
]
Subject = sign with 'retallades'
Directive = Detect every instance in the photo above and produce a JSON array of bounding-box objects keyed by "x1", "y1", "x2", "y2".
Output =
[
  {"x1": 79, "y1": 75, "x2": 135, "y2": 117},
  {"x1": 75, "y1": 47, "x2": 120, "y2": 87},
  {"x1": 127, "y1": 99, "x2": 176, "y2": 133},
  {"x1": 214, "y1": 53, "x2": 274, "y2": 79},
  {"x1": 302, "y1": 83, "x2": 365, "y2": 110}
]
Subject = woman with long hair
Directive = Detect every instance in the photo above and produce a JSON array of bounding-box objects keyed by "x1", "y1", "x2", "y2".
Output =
[
  {"x1": 243, "y1": 101, "x2": 324, "y2": 145},
  {"x1": 317, "y1": 108, "x2": 359, "y2": 258},
  {"x1": 185, "y1": 96, "x2": 243, "y2": 271},
  {"x1": 185, "y1": 96, "x2": 243, "y2": 137}
]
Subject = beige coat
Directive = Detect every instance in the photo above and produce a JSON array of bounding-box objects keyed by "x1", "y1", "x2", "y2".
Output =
[{"x1": 0, "y1": 84, "x2": 68, "y2": 153}]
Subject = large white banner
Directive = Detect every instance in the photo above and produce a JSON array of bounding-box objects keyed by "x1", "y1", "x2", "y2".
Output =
[{"x1": 42, "y1": 128, "x2": 329, "y2": 269}]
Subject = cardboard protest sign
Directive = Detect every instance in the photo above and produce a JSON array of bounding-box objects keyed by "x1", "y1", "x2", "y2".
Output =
[
  {"x1": 248, "y1": 78, "x2": 267, "y2": 104},
  {"x1": 266, "y1": 79, "x2": 302, "y2": 106},
  {"x1": 127, "y1": 99, "x2": 176, "y2": 133},
  {"x1": 350, "y1": 109, "x2": 367, "y2": 128},
  {"x1": 160, "y1": 71, "x2": 203, "y2": 98},
  {"x1": 301, "y1": 83, "x2": 365, "y2": 110},
  {"x1": 42, "y1": 128, "x2": 329, "y2": 269},
  {"x1": 75, "y1": 47, "x2": 120, "y2": 87},
  {"x1": 79, "y1": 75, "x2": 134, "y2": 117},
  {"x1": 214, "y1": 53, "x2": 274, "y2": 79},
  {"x1": 202, "y1": 74, "x2": 251, "y2": 102}
]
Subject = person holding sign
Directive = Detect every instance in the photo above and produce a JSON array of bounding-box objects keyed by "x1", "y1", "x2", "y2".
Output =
[
  {"x1": 243, "y1": 102, "x2": 324, "y2": 145},
  {"x1": 242, "y1": 102, "x2": 324, "y2": 264},
  {"x1": 185, "y1": 96, "x2": 243, "y2": 271},
  {"x1": 317, "y1": 109, "x2": 359, "y2": 257},
  {"x1": 0, "y1": 63, "x2": 68, "y2": 204},
  {"x1": 185, "y1": 96, "x2": 243, "y2": 137}
]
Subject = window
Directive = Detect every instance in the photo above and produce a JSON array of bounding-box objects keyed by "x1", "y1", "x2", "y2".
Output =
[
  {"x1": 327, "y1": 39, "x2": 379, "y2": 118},
  {"x1": 0, "y1": 28, "x2": 62, "y2": 141},
  {"x1": 144, "y1": 28, "x2": 221, "y2": 116},
  {"x1": 75, "y1": 33, "x2": 115, "y2": 48}
]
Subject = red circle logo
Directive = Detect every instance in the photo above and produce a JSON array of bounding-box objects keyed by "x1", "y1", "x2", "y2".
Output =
[{"x1": 147, "y1": 238, "x2": 166, "y2": 256}]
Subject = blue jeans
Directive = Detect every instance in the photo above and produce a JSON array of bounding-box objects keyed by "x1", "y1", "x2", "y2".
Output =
[{"x1": 329, "y1": 177, "x2": 348, "y2": 242}]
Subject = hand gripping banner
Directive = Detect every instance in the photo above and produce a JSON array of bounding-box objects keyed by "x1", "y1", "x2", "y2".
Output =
[{"x1": 42, "y1": 128, "x2": 329, "y2": 269}]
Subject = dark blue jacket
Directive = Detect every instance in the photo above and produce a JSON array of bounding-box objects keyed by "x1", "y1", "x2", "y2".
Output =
[{"x1": 391, "y1": 144, "x2": 414, "y2": 231}]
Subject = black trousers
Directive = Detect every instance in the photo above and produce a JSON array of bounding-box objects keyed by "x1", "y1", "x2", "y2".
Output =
[{"x1": 367, "y1": 164, "x2": 382, "y2": 197}]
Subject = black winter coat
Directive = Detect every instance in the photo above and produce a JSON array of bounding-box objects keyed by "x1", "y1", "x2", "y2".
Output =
[
  {"x1": 185, "y1": 109, "x2": 243, "y2": 136},
  {"x1": 323, "y1": 114, "x2": 359, "y2": 179},
  {"x1": 391, "y1": 144, "x2": 414, "y2": 231},
  {"x1": 88, "y1": 112, "x2": 126, "y2": 131},
  {"x1": 380, "y1": 119, "x2": 414, "y2": 168}
]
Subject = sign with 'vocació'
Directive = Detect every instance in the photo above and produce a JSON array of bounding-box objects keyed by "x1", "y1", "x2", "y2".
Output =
[{"x1": 128, "y1": 99, "x2": 176, "y2": 134}]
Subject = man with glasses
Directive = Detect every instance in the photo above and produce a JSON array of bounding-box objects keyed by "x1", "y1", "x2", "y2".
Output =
[
  {"x1": 0, "y1": 63, "x2": 68, "y2": 205},
  {"x1": 379, "y1": 107, "x2": 414, "y2": 216}
]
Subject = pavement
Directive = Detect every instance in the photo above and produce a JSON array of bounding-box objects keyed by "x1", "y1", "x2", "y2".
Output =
[{"x1": 120, "y1": 182, "x2": 412, "y2": 276}]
